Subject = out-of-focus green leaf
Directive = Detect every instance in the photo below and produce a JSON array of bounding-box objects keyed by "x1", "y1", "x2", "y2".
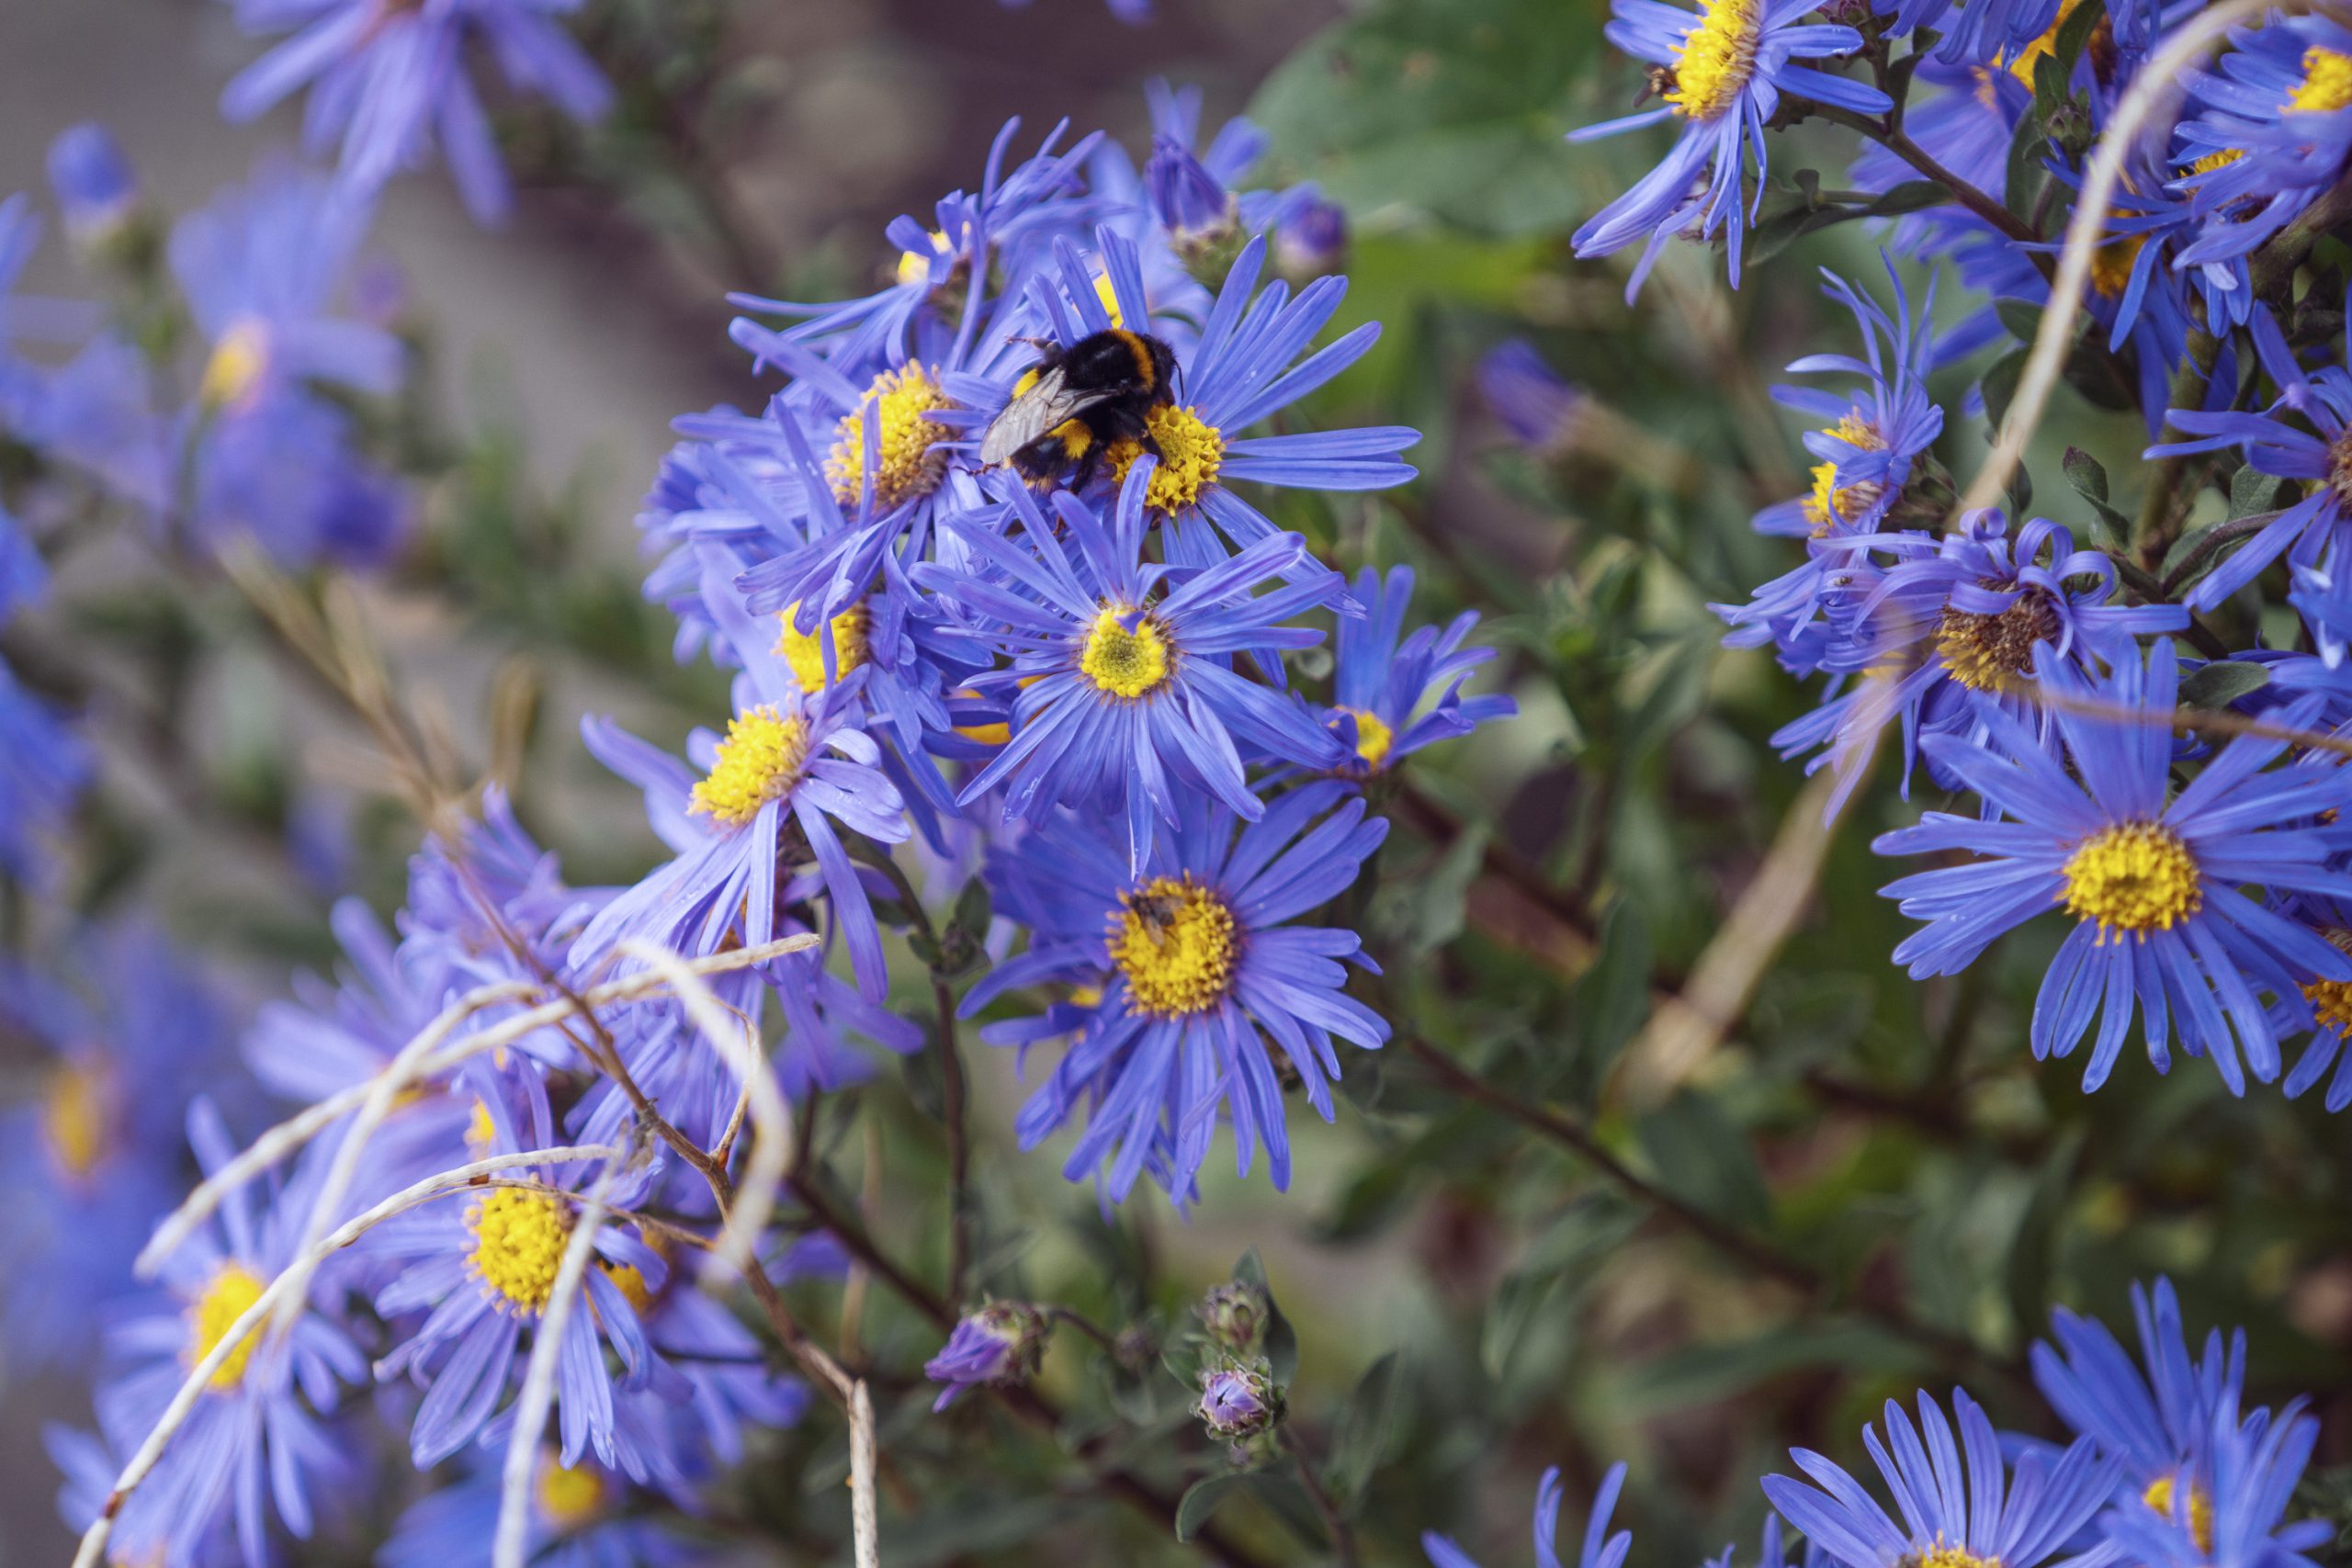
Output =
[
  {"x1": 1325, "y1": 1351, "x2": 1410, "y2": 1512},
  {"x1": 1637, "y1": 1090, "x2": 1772, "y2": 1233}
]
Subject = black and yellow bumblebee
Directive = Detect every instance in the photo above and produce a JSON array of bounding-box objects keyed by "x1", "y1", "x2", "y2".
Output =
[{"x1": 979, "y1": 327, "x2": 1178, "y2": 491}]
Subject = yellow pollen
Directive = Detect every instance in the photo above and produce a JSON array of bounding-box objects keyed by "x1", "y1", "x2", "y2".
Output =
[
  {"x1": 896, "y1": 229, "x2": 953, "y2": 288},
  {"x1": 689, "y1": 705, "x2": 811, "y2": 829},
  {"x1": 535, "y1": 1455, "x2": 607, "y2": 1531},
  {"x1": 2143, "y1": 1477, "x2": 2214, "y2": 1553},
  {"x1": 2188, "y1": 148, "x2": 2245, "y2": 176},
  {"x1": 2289, "y1": 48, "x2": 2352, "y2": 113},
  {"x1": 1803, "y1": 462, "x2": 1885, "y2": 536},
  {"x1": 468, "y1": 1188, "x2": 574, "y2": 1316},
  {"x1": 825, "y1": 364, "x2": 953, "y2": 510},
  {"x1": 1069, "y1": 983, "x2": 1104, "y2": 1009},
  {"x1": 1334, "y1": 706, "x2": 1395, "y2": 769},
  {"x1": 2059, "y1": 822, "x2": 2202, "y2": 939},
  {"x1": 1094, "y1": 272, "x2": 1125, "y2": 325},
  {"x1": 43, "y1": 1064, "x2": 107, "y2": 1179},
  {"x1": 1079, "y1": 605, "x2": 1174, "y2": 699},
  {"x1": 1908, "y1": 1546, "x2": 2000, "y2": 1568},
  {"x1": 777, "y1": 598, "x2": 872, "y2": 692},
  {"x1": 601, "y1": 1260, "x2": 656, "y2": 1316},
  {"x1": 198, "y1": 319, "x2": 270, "y2": 412},
  {"x1": 187, "y1": 1263, "x2": 266, "y2": 1391},
  {"x1": 2301, "y1": 930, "x2": 2352, "y2": 1037},
  {"x1": 1109, "y1": 875, "x2": 1239, "y2": 1018},
  {"x1": 2089, "y1": 229, "x2": 2145, "y2": 299},
  {"x1": 1666, "y1": 0, "x2": 1763, "y2": 119},
  {"x1": 1109, "y1": 404, "x2": 1225, "y2": 512},
  {"x1": 465, "y1": 1098, "x2": 495, "y2": 1153},
  {"x1": 1934, "y1": 588, "x2": 2061, "y2": 691},
  {"x1": 2002, "y1": 0, "x2": 2088, "y2": 85}
]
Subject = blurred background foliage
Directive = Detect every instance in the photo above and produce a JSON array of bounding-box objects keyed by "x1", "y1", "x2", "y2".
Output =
[{"x1": 3, "y1": 0, "x2": 2350, "y2": 1564}]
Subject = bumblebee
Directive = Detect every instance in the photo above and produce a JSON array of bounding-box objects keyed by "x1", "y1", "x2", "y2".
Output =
[{"x1": 979, "y1": 327, "x2": 1178, "y2": 491}]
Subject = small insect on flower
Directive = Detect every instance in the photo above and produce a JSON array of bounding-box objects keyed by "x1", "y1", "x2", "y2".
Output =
[{"x1": 979, "y1": 326, "x2": 1179, "y2": 491}]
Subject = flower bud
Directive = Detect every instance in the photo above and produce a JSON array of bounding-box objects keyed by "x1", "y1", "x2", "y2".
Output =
[
  {"x1": 47, "y1": 124, "x2": 139, "y2": 251},
  {"x1": 1196, "y1": 1281, "x2": 1271, "y2": 1353},
  {"x1": 1195, "y1": 1358, "x2": 1283, "y2": 1439},
  {"x1": 1273, "y1": 193, "x2": 1347, "y2": 282},
  {"x1": 924, "y1": 1302, "x2": 1049, "y2": 1411}
]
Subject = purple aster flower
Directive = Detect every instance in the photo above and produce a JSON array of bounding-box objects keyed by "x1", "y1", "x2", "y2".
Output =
[
  {"x1": 380, "y1": 1450, "x2": 706, "y2": 1568},
  {"x1": 47, "y1": 123, "x2": 140, "y2": 247},
  {"x1": 1772, "y1": 513, "x2": 2184, "y2": 815},
  {"x1": 1272, "y1": 190, "x2": 1346, "y2": 281},
  {"x1": 571, "y1": 555, "x2": 910, "y2": 1001},
  {"x1": 1569, "y1": 0, "x2": 1890, "y2": 294},
  {"x1": 2149, "y1": 298, "x2": 2352, "y2": 630},
  {"x1": 1320, "y1": 565, "x2": 1516, "y2": 777},
  {"x1": 964, "y1": 777, "x2": 1388, "y2": 1202},
  {"x1": 1195, "y1": 1359, "x2": 1283, "y2": 1438},
  {"x1": 1421, "y1": 1461, "x2": 1631, "y2": 1568},
  {"x1": 2090, "y1": 1392, "x2": 2330, "y2": 1568},
  {"x1": 370, "y1": 1084, "x2": 684, "y2": 1472},
  {"x1": 620, "y1": 1250, "x2": 808, "y2": 1463},
  {"x1": 2173, "y1": 15, "x2": 2352, "y2": 269},
  {"x1": 1764, "y1": 1391, "x2": 2118, "y2": 1568},
  {"x1": 1874, "y1": 640, "x2": 2352, "y2": 1095},
  {"x1": 219, "y1": 0, "x2": 614, "y2": 225},
  {"x1": 95, "y1": 1100, "x2": 366, "y2": 1568},
  {"x1": 2267, "y1": 888, "x2": 2352, "y2": 1110},
  {"x1": 0, "y1": 928, "x2": 233, "y2": 1371},
  {"x1": 920, "y1": 467, "x2": 1350, "y2": 870},
  {"x1": 924, "y1": 1301, "x2": 1050, "y2": 1410}
]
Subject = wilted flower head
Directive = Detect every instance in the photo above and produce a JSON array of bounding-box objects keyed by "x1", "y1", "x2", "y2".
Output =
[{"x1": 925, "y1": 1302, "x2": 1051, "y2": 1409}]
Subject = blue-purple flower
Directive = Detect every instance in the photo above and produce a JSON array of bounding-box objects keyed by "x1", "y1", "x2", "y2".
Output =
[
  {"x1": 1422, "y1": 1461, "x2": 1631, "y2": 1568},
  {"x1": 964, "y1": 777, "x2": 1387, "y2": 1201},
  {"x1": 380, "y1": 1450, "x2": 706, "y2": 1568},
  {"x1": 1571, "y1": 0, "x2": 1890, "y2": 293},
  {"x1": 1875, "y1": 640, "x2": 2352, "y2": 1094},
  {"x1": 924, "y1": 1301, "x2": 1050, "y2": 1410},
  {"x1": 220, "y1": 0, "x2": 614, "y2": 224},
  {"x1": 1320, "y1": 565, "x2": 1516, "y2": 776}
]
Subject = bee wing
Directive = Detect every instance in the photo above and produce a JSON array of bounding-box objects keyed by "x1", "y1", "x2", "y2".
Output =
[{"x1": 980, "y1": 366, "x2": 1118, "y2": 467}]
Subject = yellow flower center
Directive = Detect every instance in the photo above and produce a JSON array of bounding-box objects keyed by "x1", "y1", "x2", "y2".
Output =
[
  {"x1": 1934, "y1": 589, "x2": 2061, "y2": 691},
  {"x1": 464, "y1": 1098, "x2": 496, "y2": 1153},
  {"x1": 896, "y1": 229, "x2": 953, "y2": 288},
  {"x1": 187, "y1": 1262, "x2": 267, "y2": 1391},
  {"x1": 689, "y1": 705, "x2": 812, "y2": 828},
  {"x1": 2001, "y1": 0, "x2": 2090, "y2": 85},
  {"x1": 2290, "y1": 48, "x2": 2352, "y2": 113},
  {"x1": 1109, "y1": 875, "x2": 1239, "y2": 1018},
  {"x1": 1079, "y1": 605, "x2": 1174, "y2": 699},
  {"x1": 535, "y1": 1454, "x2": 607, "y2": 1531},
  {"x1": 2143, "y1": 1476, "x2": 2214, "y2": 1553},
  {"x1": 1334, "y1": 706, "x2": 1395, "y2": 770},
  {"x1": 2059, "y1": 822, "x2": 2202, "y2": 939},
  {"x1": 825, "y1": 365, "x2": 953, "y2": 511},
  {"x1": 1109, "y1": 404, "x2": 1225, "y2": 513},
  {"x1": 1666, "y1": 0, "x2": 1763, "y2": 119},
  {"x1": 43, "y1": 1063, "x2": 107, "y2": 1179},
  {"x1": 1909, "y1": 1546, "x2": 2000, "y2": 1568},
  {"x1": 2301, "y1": 930, "x2": 2352, "y2": 1036},
  {"x1": 198, "y1": 318, "x2": 270, "y2": 412},
  {"x1": 2188, "y1": 148, "x2": 2245, "y2": 175},
  {"x1": 2089, "y1": 229, "x2": 2145, "y2": 299},
  {"x1": 468, "y1": 1188, "x2": 573, "y2": 1316},
  {"x1": 1095, "y1": 271, "x2": 1125, "y2": 325},
  {"x1": 601, "y1": 1259, "x2": 657, "y2": 1316},
  {"x1": 777, "y1": 599, "x2": 872, "y2": 692}
]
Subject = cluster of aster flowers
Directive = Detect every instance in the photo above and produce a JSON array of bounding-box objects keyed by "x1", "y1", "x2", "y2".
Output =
[
  {"x1": 1537, "y1": 0, "x2": 2352, "y2": 1110},
  {"x1": 9, "y1": 74, "x2": 1515, "y2": 1567},
  {"x1": 1428, "y1": 1280, "x2": 2331, "y2": 1568}
]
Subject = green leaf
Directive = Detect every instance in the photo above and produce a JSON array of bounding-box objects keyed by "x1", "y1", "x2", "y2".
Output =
[
  {"x1": 1230, "y1": 1249, "x2": 1298, "y2": 1384},
  {"x1": 1324, "y1": 1352, "x2": 1410, "y2": 1511},
  {"x1": 2178, "y1": 660, "x2": 2270, "y2": 708},
  {"x1": 1636, "y1": 1090, "x2": 1772, "y2": 1232},
  {"x1": 2228, "y1": 464, "x2": 2294, "y2": 520},
  {"x1": 1175, "y1": 1473, "x2": 1255, "y2": 1542},
  {"x1": 1620, "y1": 1320, "x2": 1928, "y2": 1415},
  {"x1": 2061, "y1": 446, "x2": 2132, "y2": 547},
  {"x1": 1249, "y1": 0, "x2": 1591, "y2": 236},
  {"x1": 1981, "y1": 345, "x2": 2030, "y2": 433}
]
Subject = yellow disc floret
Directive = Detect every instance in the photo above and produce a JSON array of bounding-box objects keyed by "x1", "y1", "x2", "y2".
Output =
[
  {"x1": 1934, "y1": 589, "x2": 2061, "y2": 692},
  {"x1": 2001, "y1": 0, "x2": 2089, "y2": 85},
  {"x1": 2060, "y1": 822, "x2": 2203, "y2": 939},
  {"x1": 826, "y1": 365, "x2": 953, "y2": 510},
  {"x1": 2088, "y1": 229, "x2": 2145, "y2": 299},
  {"x1": 187, "y1": 1262, "x2": 267, "y2": 1390},
  {"x1": 43, "y1": 1063, "x2": 107, "y2": 1179},
  {"x1": 2301, "y1": 929, "x2": 2352, "y2": 1036},
  {"x1": 1110, "y1": 875, "x2": 1240, "y2": 1018},
  {"x1": 2143, "y1": 1476, "x2": 2214, "y2": 1553},
  {"x1": 198, "y1": 318, "x2": 271, "y2": 412},
  {"x1": 1666, "y1": 0, "x2": 1763, "y2": 120},
  {"x1": 777, "y1": 598, "x2": 872, "y2": 692},
  {"x1": 469, "y1": 1188, "x2": 574, "y2": 1316},
  {"x1": 1910, "y1": 1545, "x2": 2000, "y2": 1568},
  {"x1": 535, "y1": 1454, "x2": 608, "y2": 1531},
  {"x1": 1079, "y1": 605, "x2": 1174, "y2": 699},
  {"x1": 1335, "y1": 706, "x2": 1395, "y2": 770},
  {"x1": 689, "y1": 705, "x2": 812, "y2": 828},
  {"x1": 2290, "y1": 48, "x2": 2352, "y2": 113},
  {"x1": 1109, "y1": 404, "x2": 1225, "y2": 513}
]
